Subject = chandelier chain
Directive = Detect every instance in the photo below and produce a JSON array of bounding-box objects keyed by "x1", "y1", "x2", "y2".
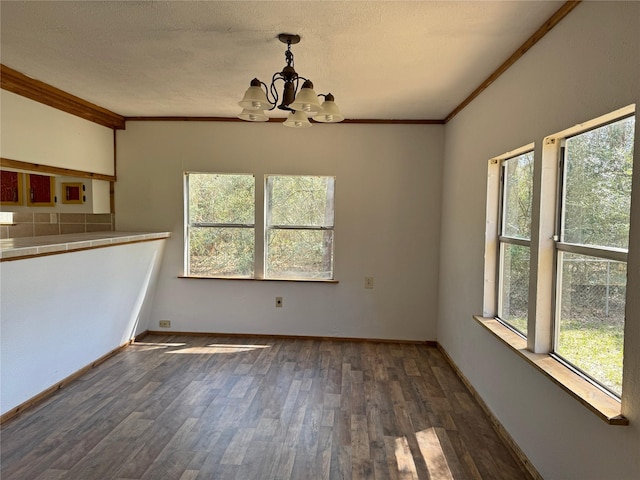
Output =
[{"x1": 285, "y1": 42, "x2": 294, "y2": 68}]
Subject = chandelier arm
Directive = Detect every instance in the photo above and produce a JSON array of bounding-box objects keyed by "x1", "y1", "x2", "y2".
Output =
[
  {"x1": 292, "y1": 75, "x2": 311, "y2": 101},
  {"x1": 266, "y1": 73, "x2": 285, "y2": 111}
]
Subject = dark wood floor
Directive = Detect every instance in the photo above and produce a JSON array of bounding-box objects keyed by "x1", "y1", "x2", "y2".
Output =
[{"x1": 1, "y1": 334, "x2": 531, "y2": 480}]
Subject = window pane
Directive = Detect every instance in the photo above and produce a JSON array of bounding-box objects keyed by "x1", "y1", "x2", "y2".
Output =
[
  {"x1": 188, "y1": 227, "x2": 254, "y2": 277},
  {"x1": 266, "y1": 229, "x2": 334, "y2": 279},
  {"x1": 556, "y1": 252, "x2": 626, "y2": 396},
  {"x1": 499, "y1": 243, "x2": 529, "y2": 335},
  {"x1": 189, "y1": 174, "x2": 254, "y2": 224},
  {"x1": 563, "y1": 117, "x2": 634, "y2": 249},
  {"x1": 267, "y1": 176, "x2": 335, "y2": 227},
  {"x1": 502, "y1": 152, "x2": 534, "y2": 239}
]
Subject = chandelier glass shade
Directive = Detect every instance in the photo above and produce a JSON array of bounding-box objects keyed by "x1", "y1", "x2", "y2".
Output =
[
  {"x1": 237, "y1": 34, "x2": 344, "y2": 127},
  {"x1": 283, "y1": 110, "x2": 312, "y2": 128}
]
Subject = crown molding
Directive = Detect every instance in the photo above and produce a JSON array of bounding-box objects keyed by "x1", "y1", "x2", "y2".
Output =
[
  {"x1": 0, "y1": 64, "x2": 125, "y2": 130},
  {"x1": 445, "y1": 1, "x2": 582, "y2": 123},
  {"x1": 1, "y1": 1, "x2": 580, "y2": 129},
  {"x1": 124, "y1": 116, "x2": 445, "y2": 125}
]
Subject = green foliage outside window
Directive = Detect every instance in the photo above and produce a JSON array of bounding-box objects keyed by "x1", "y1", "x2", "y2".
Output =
[
  {"x1": 499, "y1": 151, "x2": 534, "y2": 335},
  {"x1": 187, "y1": 173, "x2": 255, "y2": 277},
  {"x1": 266, "y1": 176, "x2": 335, "y2": 279},
  {"x1": 563, "y1": 117, "x2": 634, "y2": 250},
  {"x1": 556, "y1": 116, "x2": 634, "y2": 396},
  {"x1": 186, "y1": 173, "x2": 336, "y2": 280}
]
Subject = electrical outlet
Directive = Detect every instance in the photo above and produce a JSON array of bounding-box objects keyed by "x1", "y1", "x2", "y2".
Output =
[
  {"x1": 159, "y1": 320, "x2": 171, "y2": 328},
  {"x1": 276, "y1": 297, "x2": 283, "y2": 308},
  {"x1": 365, "y1": 276, "x2": 374, "y2": 289}
]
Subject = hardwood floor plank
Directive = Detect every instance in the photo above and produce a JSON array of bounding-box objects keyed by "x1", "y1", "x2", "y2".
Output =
[
  {"x1": 219, "y1": 427, "x2": 256, "y2": 465},
  {"x1": 386, "y1": 435, "x2": 419, "y2": 480},
  {"x1": 139, "y1": 449, "x2": 197, "y2": 480},
  {"x1": 34, "y1": 469, "x2": 67, "y2": 480},
  {"x1": 0, "y1": 335, "x2": 533, "y2": 480},
  {"x1": 178, "y1": 469, "x2": 199, "y2": 480},
  {"x1": 233, "y1": 440, "x2": 272, "y2": 480}
]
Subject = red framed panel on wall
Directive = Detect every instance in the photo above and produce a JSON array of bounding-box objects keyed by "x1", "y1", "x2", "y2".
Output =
[
  {"x1": 27, "y1": 174, "x2": 55, "y2": 207},
  {"x1": 61, "y1": 182, "x2": 84, "y2": 204},
  {"x1": 0, "y1": 170, "x2": 24, "y2": 205}
]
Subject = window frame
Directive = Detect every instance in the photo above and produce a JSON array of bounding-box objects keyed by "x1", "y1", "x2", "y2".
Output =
[
  {"x1": 184, "y1": 172, "x2": 256, "y2": 278},
  {"x1": 183, "y1": 172, "x2": 338, "y2": 283},
  {"x1": 496, "y1": 149, "x2": 535, "y2": 336},
  {"x1": 481, "y1": 105, "x2": 635, "y2": 422},
  {"x1": 550, "y1": 115, "x2": 634, "y2": 397},
  {"x1": 264, "y1": 174, "x2": 336, "y2": 280}
]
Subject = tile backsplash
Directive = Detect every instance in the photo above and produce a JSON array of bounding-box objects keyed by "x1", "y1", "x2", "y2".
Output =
[{"x1": 0, "y1": 212, "x2": 114, "y2": 239}]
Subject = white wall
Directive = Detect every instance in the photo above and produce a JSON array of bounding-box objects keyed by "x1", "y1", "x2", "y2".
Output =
[
  {"x1": 0, "y1": 240, "x2": 166, "y2": 415},
  {"x1": 438, "y1": 2, "x2": 640, "y2": 479},
  {"x1": 0, "y1": 90, "x2": 114, "y2": 176},
  {"x1": 115, "y1": 122, "x2": 443, "y2": 341}
]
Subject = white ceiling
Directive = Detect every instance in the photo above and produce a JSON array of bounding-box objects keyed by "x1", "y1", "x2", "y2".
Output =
[{"x1": 0, "y1": 1, "x2": 566, "y2": 120}]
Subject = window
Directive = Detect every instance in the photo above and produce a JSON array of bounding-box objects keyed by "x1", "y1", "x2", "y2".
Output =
[
  {"x1": 185, "y1": 173, "x2": 255, "y2": 277},
  {"x1": 265, "y1": 175, "x2": 335, "y2": 279},
  {"x1": 483, "y1": 106, "x2": 635, "y2": 404},
  {"x1": 553, "y1": 115, "x2": 634, "y2": 397},
  {"x1": 185, "y1": 173, "x2": 336, "y2": 281},
  {"x1": 498, "y1": 151, "x2": 534, "y2": 336}
]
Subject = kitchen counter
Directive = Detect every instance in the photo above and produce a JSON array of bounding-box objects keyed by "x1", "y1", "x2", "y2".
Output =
[{"x1": 0, "y1": 231, "x2": 170, "y2": 261}]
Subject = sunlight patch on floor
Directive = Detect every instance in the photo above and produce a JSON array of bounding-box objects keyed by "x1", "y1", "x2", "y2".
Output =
[
  {"x1": 416, "y1": 428, "x2": 454, "y2": 480},
  {"x1": 166, "y1": 344, "x2": 270, "y2": 354},
  {"x1": 393, "y1": 436, "x2": 419, "y2": 479},
  {"x1": 133, "y1": 342, "x2": 187, "y2": 351}
]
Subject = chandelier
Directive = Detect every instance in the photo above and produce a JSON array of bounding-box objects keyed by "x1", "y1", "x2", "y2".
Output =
[{"x1": 237, "y1": 34, "x2": 344, "y2": 128}]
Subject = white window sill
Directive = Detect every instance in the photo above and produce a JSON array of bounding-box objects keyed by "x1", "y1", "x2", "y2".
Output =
[
  {"x1": 473, "y1": 315, "x2": 628, "y2": 426},
  {"x1": 178, "y1": 275, "x2": 339, "y2": 284}
]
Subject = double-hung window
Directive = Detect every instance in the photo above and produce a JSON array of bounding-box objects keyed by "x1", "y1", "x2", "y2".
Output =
[
  {"x1": 265, "y1": 175, "x2": 335, "y2": 280},
  {"x1": 185, "y1": 173, "x2": 336, "y2": 281},
  {"x1": 497, "y1": 151, "x2": 534, "y2": 336},
  {"x1": 185, "y1": 173, "x2": 255, "y2": 278},
  {"x1": 484, "y1": 106, "x2": 635, "y2": 407},
  {"x1": 553, "y1": 115, "x2": 634, "y2": 397}
]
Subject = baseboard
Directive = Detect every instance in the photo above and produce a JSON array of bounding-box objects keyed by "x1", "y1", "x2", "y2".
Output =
[
  {"x1": 134, "y1": 329, "x2": 150, "y2": 341},
  {"x1": 142, "y1": 330, "x2": 437, "y2": 346},
  {"x1": 436, "y1": 343, "x2": 543, "y2": 480},
  {"x1": 0, "y1": 338, "x2": 136, "y2": 425}
]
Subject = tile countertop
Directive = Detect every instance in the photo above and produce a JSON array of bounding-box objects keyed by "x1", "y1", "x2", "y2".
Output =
[{"x1": 0, "y1": 231, "x2": 171, "y2": 260}]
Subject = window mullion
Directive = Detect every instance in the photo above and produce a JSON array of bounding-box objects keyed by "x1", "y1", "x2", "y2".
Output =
[{"x1": 528, "y1": 139, "x2": 558, "y2": 353}]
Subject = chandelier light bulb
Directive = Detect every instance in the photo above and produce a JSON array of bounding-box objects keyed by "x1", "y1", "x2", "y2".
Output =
[
  {"x1": 238, "y1": 79, "x2": 270, "y2": 111},
  {"x1": 313, "y1": 93, "x2": 344, "y2": 123},
  {"x1": 237, "y1": 108, "x2": 269, "y2": 122},
  {"x1": 290, "y1": 80, "x2": 321, "y2": 115},
  {"x1": 283, "y1": 110, "x2": 311, "y2": 128}
]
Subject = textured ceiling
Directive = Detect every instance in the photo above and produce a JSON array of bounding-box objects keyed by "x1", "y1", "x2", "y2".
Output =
[{"x1": 0, "y1": 1, "x2": 566, "y2": 120}]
